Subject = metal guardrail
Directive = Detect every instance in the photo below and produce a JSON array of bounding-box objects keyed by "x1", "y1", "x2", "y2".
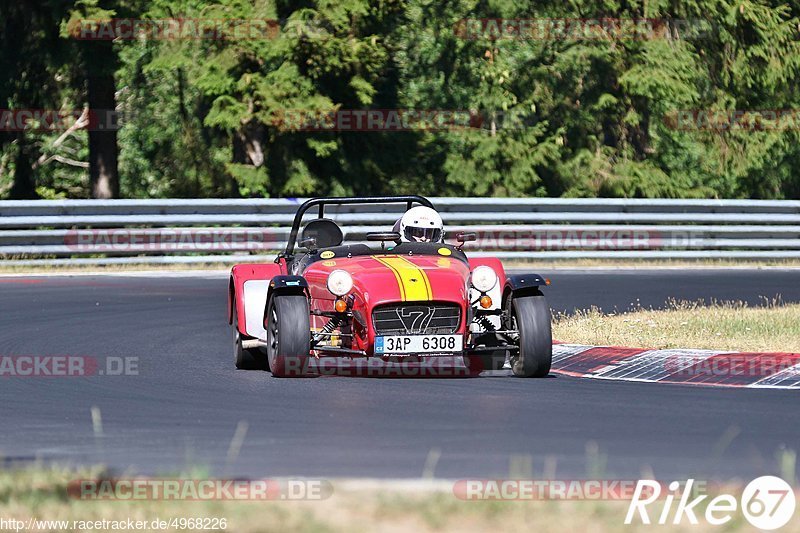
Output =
[{"x1": 0, "y1": 197, "x2": 798, "y2": 265}]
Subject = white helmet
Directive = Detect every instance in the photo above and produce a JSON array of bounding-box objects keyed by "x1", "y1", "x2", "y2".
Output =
[{"x1": 399, "y1": 206, "x2": 444, "y2": 243}]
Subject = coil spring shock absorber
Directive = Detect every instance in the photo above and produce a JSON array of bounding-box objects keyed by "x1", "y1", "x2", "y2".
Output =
[
  {"x1": 312, "y1": 315, "x2": 343, "y2": 346},
  {"x1": 475, "y1": 315, "x2": 496, "y2": 332}
]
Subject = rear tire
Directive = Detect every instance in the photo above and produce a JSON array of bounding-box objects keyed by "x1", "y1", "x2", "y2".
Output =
[
  {"x1": 233, "y1": 306, "x2": 267, "y2": 370},
  {"x1": 506, "y1": 292, "x2": 552, "y2": 378},
  {"x1": 266, "y1": 294, "x2": 311, "y2": 377}
]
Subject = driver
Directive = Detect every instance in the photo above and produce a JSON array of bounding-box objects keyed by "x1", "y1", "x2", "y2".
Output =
[{"x1": 392, "y1": 206, "x2": 445, "y2": 243}]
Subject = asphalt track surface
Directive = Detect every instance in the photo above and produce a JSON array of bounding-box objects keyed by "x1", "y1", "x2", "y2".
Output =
[{"x1": 1, "y1": 268, "x2": 799, "y2": 482}]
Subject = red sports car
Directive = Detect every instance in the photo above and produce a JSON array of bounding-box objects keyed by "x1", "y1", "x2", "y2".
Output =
[{"x1": 227, "y1": 196, "x2": 552, "y2": 377}]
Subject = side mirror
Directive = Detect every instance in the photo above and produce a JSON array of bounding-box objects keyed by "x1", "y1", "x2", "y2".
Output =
[
  {"x1": 366, "y1": 232, "x2": 401, "y2": 251},
  {"x1": 300, "y1": 236, "x2": 317, "y2": 250},
  {"x1": 455, "y1": 232, "x2": 477, "y2": 249}
]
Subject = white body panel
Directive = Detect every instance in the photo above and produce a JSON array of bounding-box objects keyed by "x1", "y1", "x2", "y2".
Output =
[
  {"x1": 243, "y1": 279, "x2": 271, "y2": 339},
  {"x1": 468, "y1": 281, "x2": 503, "y2": 332}
]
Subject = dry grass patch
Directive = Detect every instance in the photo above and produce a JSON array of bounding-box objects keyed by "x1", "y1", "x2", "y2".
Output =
[{"x1": 553, "y1": 299, "x2": 800, "y2": 353}]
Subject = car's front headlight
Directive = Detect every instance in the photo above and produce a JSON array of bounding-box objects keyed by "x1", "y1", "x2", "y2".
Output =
[
  {"x1": 471, "y1": 265, "x2": 498, "y2": 293},
  {"x1": 327, "y1": 270, "x2": 354, "y2": 296}
]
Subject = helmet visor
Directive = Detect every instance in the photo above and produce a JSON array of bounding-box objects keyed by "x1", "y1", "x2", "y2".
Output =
[{"x1": 404, "y1": 226, "x2": 442, "y2": 243}]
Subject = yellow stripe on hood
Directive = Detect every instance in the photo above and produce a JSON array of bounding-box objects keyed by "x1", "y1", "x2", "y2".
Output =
[{"x1": 374, "y1": 256, "x2": 432, "y2": 301}]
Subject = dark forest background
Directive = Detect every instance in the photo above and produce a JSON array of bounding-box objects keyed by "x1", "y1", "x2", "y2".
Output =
[{"x1": 2, "y1": 0, "x2": 800, "y2": 200}]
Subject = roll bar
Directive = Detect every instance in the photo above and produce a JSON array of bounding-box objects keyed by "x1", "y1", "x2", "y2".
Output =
[{"x1": 282, "y1": 195, "x2": 436, "y2": 258}]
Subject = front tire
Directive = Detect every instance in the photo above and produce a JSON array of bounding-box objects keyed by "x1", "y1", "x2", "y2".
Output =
[
  {"x1": 506, "y1": 292, "x2": 552, "y2": 377},
  {"x1": 266, "y1": 294, "x2": 311, "y2": 377},
  {"x1": 233, "y1": 306, "x2": 267, "y2": 370}
]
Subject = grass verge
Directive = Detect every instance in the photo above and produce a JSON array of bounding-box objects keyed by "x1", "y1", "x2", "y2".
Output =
[
  {"x1": 0, "y1": 465, "x2": 791, "y2": 532},
  {"x1": 553, "y1": 299, "x2": 800, "y2": 352}
]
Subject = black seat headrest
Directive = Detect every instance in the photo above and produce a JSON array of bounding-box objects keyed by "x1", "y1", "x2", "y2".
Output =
[{"x1": 301, "y1": 218, "x2": 344, "y2": 249}]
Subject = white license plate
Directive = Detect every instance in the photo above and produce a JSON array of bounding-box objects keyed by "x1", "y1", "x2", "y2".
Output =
[{"x1": 375, "y1": 334, "x2": 462, "y2": 354}]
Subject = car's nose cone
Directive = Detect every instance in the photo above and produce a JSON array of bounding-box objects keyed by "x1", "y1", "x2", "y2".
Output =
[{"x1": 350, "y1": 257, "x2": 469, "y2": 304}]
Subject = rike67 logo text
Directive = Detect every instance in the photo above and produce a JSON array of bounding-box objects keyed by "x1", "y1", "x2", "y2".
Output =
[{"x1": 626, "y1": 476, "x2": 796, "y2": 530}]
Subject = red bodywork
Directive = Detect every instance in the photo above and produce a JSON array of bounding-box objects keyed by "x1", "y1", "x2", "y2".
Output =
[
  {"x1": 229, "y1": 251, "x2": 505, "y2": 356},
  {"x1": 228, "y1": 262, "x2": 281, "y2": 334}
]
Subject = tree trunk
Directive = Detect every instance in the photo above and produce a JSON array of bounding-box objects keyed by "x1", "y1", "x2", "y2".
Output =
[
  {"x1": 9, "y1": 134, "x2": 37, "y2": 199},
  {"x1": 86, "y1": 41, "x2": 119, "y2": 199},
  {"x1": 3, "y1": 3, "x2": 38, "y2": 199}
]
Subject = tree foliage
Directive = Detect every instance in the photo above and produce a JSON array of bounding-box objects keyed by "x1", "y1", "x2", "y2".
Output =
[{"x1": 1, "y1": 0, "x2": 800, "y2": 199}]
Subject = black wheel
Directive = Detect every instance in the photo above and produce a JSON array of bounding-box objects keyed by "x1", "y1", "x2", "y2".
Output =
[
  {"x1": 233, "y1": 305, "x2": 267, "y2": 370},
  {"x1": 505, "y1": 292, "x2": 552, "y2": 378},
  {"x1": 265, "y1": 294, "x2": 311, "y2": 377}
]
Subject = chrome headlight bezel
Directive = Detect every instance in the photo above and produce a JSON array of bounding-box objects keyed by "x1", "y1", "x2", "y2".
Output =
[
  {"x1": 470, "y1": 265, "x2": 498, "y2": 293},
  {"x1": 326, "y1": 269, "x2": 354, "y2": 296}
]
